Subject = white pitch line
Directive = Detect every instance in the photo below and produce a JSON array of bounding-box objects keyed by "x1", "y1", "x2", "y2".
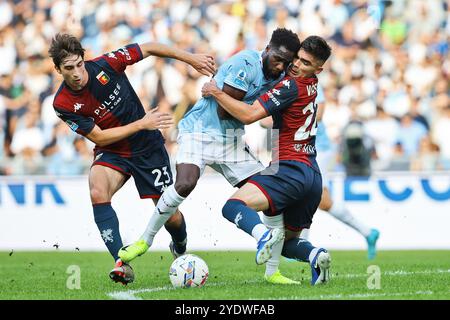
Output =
[
  {"x1": 107, "y1": 269, "x2": 450, "y2": 300},
  {"x1": 337, "y1": 269, "x2": 450, "y2": 279},
  {"x1": 250, "y1": 290, "x2": 435, "y2": 300},
  {"x1": 108, "y1": 292, "x2": 143, "y2": 300},
  {"x1": 108, "y1": 284, "x2": 179, "y2": 300},
  {"x1": 107, "y1": 279, "x2": 264, "y2": 300}
]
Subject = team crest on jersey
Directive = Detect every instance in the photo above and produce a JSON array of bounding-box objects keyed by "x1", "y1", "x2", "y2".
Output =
[{"x1": 96, "y1": 71, "x2": 110, "y2": 85}]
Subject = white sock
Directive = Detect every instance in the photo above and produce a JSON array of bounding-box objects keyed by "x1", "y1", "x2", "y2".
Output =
[
  {"x1": 141, "y1": 184, "x2": 185, "y2": 246},
  {"x1": 262, "y1": 215, "x2": 284, "y2": 277},
  {"x1": 265, "y1": 238, "x2": 283, "y2": 277},
  {"x1": 328, "y1": 202, "x2": 371, "y2": 237},
  {"x1": 251, "y1": 224, "x2": 268, "y2": 241},
  {"x1": 300, "y1": 228, "x2": 310, "y2": 240}
]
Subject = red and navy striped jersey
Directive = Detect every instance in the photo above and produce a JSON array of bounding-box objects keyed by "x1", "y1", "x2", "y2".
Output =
[
  {"x1": 257, "y1": 75, "x2": 319, "y2": 170},
  {"x1": 53, "y1": 43, "x2": 164, "y2": 157}
]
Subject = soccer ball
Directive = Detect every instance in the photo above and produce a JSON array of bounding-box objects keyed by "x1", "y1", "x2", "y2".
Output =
[{"x1": 169, "y1": 254, "x2": 209, "y2": 288}]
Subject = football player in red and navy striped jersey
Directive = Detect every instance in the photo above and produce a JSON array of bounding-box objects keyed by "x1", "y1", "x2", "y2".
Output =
[
  {"x1": 49, "y1": 33, "x2": 216, "y2": 284},
  {"x1": 202, "y1": 36, "x2": 333, "y2": 285}
]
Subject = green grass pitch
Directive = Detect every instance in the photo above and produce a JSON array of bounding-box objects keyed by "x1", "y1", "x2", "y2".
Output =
[{"x1": 1, "y1": 250, "x2": 449, "y2": 300}]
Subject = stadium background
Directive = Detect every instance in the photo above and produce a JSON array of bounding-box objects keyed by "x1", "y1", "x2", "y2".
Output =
[
  {"x1": 0, "y1": 0, "x2": 449, "y2": 175},
  {"x1": 0, "y1": 0, "x2": 449, "y2": 249}
]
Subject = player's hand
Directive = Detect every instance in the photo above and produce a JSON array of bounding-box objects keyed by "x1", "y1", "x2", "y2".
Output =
[
  {"x1": 140, "y1": 108, "x2": 174, "y2": 130},
  {"x1": 189, "y1": 53, "x2": 216, "y2": 77},
  {"x1": 201, "y1": 79, "x2": 219, "y2": 97}
]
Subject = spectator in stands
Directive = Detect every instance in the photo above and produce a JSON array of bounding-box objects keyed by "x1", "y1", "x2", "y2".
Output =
[
  {"x1": 0, "y1": 0, "x2": 448, "y2": 175},
  {"x1": 9, "y1": 108, "x2": 45, "y2": 175},
  {"x1": 410, "y1": 135, "x2": 443, "y2": 171},
  {"x1": 396, "y1": 113, "x2": 428, "y2": 157}
]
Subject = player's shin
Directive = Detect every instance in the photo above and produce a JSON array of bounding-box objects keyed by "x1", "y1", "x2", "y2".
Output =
[
  {"x1": 222, "y1": 199, "x2": 267, "y2": 240},
  {"x1": 263, "y1": 215, "x2": 284, "y2": 276},
  {"x1": 93, "y1": 202, "x2": 123, "y2": 261},
  {"x1": 328, "y1": 202, "x2": 371, "y2": 237},
  {"x1": 282, "y1": 237, "x2": 317, "y2": 263},
  {"x1": 141, "y1": 184, "x2": 185, "y2": 246},
  {"x1": 164, "y1": 211, "x2": 187, "y2": 255}
]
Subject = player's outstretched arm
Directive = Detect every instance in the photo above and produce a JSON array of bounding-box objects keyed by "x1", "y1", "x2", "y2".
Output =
[
  {"x1": 86, "y1": 108, "x2": 173, "y2": 147},
  {"x1": 202, "y1": 79, "x2": 267, "y2": 125},
  {"x1": 139, "y1": 42, "x2": 216, "y2": 76}
]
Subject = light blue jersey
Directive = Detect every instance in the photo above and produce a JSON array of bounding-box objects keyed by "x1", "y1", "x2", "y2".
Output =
[
  {"x1": 315, "y1": 84, "x2": 332, "y2": 152},
  {"x1": 178, "y1": 50, "x2": 284, "y2": 139}
]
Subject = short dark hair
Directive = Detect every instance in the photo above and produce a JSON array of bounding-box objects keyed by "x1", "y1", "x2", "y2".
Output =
[
  {"x1": 300, "y1": 36, "x2": 332, "y2": 64},
  {"x1": 48, "y1": 33, "x2": 85, "y2": 68},
  {"x1": 269, "y1": 28, "x2": 301, "y2": 54}
]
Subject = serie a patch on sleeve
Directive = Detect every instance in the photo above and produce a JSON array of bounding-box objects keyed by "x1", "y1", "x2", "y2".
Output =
[{"x1": 232, "y1": 69, "x2": 247, "y2": 88}]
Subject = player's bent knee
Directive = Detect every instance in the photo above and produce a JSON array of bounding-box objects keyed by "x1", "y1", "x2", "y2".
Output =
[
  {"x1": 319, "y1": 188, "x2": 333, "y2": 211},
  {"x1": 174, "y1": 180, "x2": 197, "y2": 197},
  {"x1": 319, "y1": 198, "x2": 332, "y2": 211},
  {"x1": 89, "y1": 187, "x2": 110, "y2": 204}
]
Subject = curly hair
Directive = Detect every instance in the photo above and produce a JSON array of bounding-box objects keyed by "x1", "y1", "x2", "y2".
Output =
[{"x1": 269, "y1": 28, "x2": 301, "y2": 54}]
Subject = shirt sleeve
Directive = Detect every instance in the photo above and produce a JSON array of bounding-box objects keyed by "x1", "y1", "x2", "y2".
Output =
[
  {"x1": 222, "y1": 55, "x2": 255, "y2": 93},
  {"x1": 316, "y1": 83, "x2": 325, "y2": 104},
  {"x1": 257, "y1": 77, "x2": 299, "y2": 115},
  {"x1": 53, "y1": 106, "x2": 95, "y2": 136},
  {"x1": 101, "y1": 43, "x2": 144, "y2": 73}
]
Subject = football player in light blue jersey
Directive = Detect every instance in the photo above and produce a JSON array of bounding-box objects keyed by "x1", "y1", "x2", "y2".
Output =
[
  {"x1": 119, "y1": 28, "x2": 301, "y2": 264},
  {"x1": 178, "y1": 50, "x2": 280, "y2": 139},
  {"x1": 301, "y1": 84, "x2": 380, "y2": 260}
]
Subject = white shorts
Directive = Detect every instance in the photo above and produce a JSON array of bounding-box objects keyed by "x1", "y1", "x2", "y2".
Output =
[
  {"x1": 316, "y1": 149, "x2": 334, "y2": 188},
  {"x1": 176, "y1": 132, "x2": 265, "y2": 187}
]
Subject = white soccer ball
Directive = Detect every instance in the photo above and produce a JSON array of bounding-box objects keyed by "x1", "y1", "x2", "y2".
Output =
[{"x1": 169, "y1": 254, "x2": 209, "y2": 288}]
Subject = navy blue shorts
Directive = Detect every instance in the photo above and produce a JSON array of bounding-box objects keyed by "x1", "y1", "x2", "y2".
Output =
[
  {"x1": 92, "y1": 146, "x2": 173, "y2": 199},
  {"x1": 248, "y1": 160, "x2": 322, "y2": 232}
]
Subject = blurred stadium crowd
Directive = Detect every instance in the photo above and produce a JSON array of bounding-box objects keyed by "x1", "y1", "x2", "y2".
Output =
[{"x1": 0, "y1": 0, "x2": 449, "y2": 176}]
